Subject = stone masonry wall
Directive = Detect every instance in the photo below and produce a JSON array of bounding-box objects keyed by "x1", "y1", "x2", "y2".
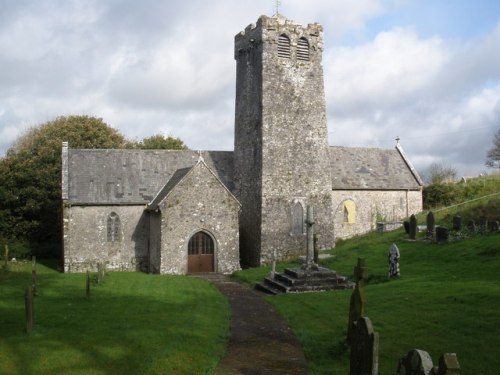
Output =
[
  {"x1": 63, "y1": 205, "x2": 149, "y2": 272},
  {"x1": 158, "y1": 162, "x2": 240, "y2": 275},
  {"x1": 234, "y1": 15, "x2": 334, "y2": 266},
  {"x1": 332, "y1": 190, "x2": 423, "y2": 240}
]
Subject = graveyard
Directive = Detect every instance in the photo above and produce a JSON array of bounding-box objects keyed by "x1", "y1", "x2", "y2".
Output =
[{"x1": 1, "y1": 196, "x2": 499, "y2": 374}]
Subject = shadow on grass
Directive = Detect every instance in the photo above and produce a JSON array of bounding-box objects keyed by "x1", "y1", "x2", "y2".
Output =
[{"x1": 0, "y1": 269, "x2": 229, "y2": 375}]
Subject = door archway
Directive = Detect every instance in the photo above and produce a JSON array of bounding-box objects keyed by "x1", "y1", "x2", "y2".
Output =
[{"x1": 187, "y1": 231, "x2": 215, "y2": 273}]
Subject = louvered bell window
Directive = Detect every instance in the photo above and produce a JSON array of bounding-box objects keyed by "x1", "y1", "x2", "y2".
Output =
[
  {"x1": 277, "y1": 34, "x2": 291, "y2": 59},
  {"x1": 297, "y1": 37, "x2": 310, "y2": 61}
]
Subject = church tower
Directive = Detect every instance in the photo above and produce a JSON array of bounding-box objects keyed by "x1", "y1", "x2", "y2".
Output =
[{"x1": 234, "y1": 15, "x2": 334, "y2": 267}]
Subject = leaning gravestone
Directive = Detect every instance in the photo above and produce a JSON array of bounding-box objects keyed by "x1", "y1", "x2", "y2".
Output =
[
  {"x1": 403, "y1": 221, "x2": 410, "y2": 234},
  {"x1": 452, "y1": 215, "x2": 461, "y2": 231},
  {"x1": 388, "y1": 244, "x2": 400, "y2": 278},
  {"x1": 348, "y1": 258, "x2": 367, "y2": 344},
  {"x1": 431, "y1": 353, "x2": 461, "y2": 374},
  {"x1": 436, "y1": 226, "x2": 449, "y2": 243},
  {"x1": 426, "y1": 211, "x2": 435, "y2": 239},
  {"x1": 409, "y1": 215, "x2": 417, "y2": 240},
  {"x1": 350, "y1": 316, "x2": 379, "y2": 375}
]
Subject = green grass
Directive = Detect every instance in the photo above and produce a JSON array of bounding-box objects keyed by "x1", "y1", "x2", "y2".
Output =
[
  {"x1": 0, "y1": 261, "x2": 230, "y2": 375},
  {"x1": 235, "y1": 230, "x2": 500, "y2": 374}
]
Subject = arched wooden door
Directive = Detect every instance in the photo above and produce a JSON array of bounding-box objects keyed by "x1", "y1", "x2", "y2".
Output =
[{"x1": 187, "y1": 232, "x2": 215, "y2": 273}]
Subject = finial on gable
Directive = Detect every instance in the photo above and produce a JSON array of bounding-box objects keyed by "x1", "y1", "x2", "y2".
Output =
[
  {"x1": 197, "y1": 150, "x2": 205, "y2": 163},
  {"x1": 274, "y1": 0, "x2": 281, "y2": 16},
  {"x1": 395, "y1": 136, "x2": 400, "y2": 145}
]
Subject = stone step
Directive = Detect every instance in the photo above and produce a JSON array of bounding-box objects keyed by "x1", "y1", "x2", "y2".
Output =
[{"x1": 275, "y1": 272, "x2": 344, "y2": 287}]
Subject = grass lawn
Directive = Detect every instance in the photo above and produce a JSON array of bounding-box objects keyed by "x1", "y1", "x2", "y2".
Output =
[
  {"x1": 0, "y1": 261, "x2": 229, "y2": 375},
  {"x1": 234, "y1": 230, "x2": 500, "y2": 374}
]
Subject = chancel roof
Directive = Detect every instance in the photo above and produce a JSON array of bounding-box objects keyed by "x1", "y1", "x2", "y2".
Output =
[
  {"x1": 329, "y1": 145, "x2": 423, "y2": 190},
  {"x1": 66, "y1": 149, "x2": 234, "y2": 204}
]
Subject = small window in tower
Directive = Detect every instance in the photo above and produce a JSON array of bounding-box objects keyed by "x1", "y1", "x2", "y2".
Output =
[
  {"x1": 297, "y1": 37, "x2": 310, "y2": 61},
  {"x1": 277, "y1": 34, "x2": 291, "y2": 59}
]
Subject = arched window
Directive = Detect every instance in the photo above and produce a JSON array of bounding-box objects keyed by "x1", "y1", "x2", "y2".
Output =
[
  {"x1": 188, "y1": 232, "x2": 214, "y2": 255},
  {"x1": 291, "y1": 201, "x2": 304, "y2": 235},
  {"x1": 107, "y1": 212, "x2": 121, "y2": 242},
  {"x1": 297, "y1": 37, "x2": 310, "y2": 61},
  {"x1": 277, "y1": 34, "x2": 291, "y2": 59},
  {"x1": 343, "y1": 200, "x2": 356, "y2": 224}
]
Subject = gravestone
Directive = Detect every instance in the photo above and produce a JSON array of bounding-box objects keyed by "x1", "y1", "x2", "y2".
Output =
[
  {"x1": 426, "y1": 211, "x2": 435, "y2": 238},
  {"x1": 86, "y1": 271, "x2": 90, "y2": 299},
  {"x1": 488, "y1": 221, "x2": 499, "y2": 233},
  {"x1": 466, "y1": 220, "x2": 476, "y2": 233},
  {"x1": 3, "y1": 244, "x2": 8, "y2": 270},
  {"x1": 397, "y1": 350, "x2": 460, "y2": 375},
  {"x1": 478, "y1": 217, "x2": 488, "y2": 233},
  {"x1": 350, "y1": 316, "x2": 379, "y2": 375},
  {"x1": 397, "y1": 349, "x2": 434, "y2": 375},
  {"x1": 452, "y1": 215, "x2": 461, "y2": 231},
  {"x1": 313, "y1": 234, "x2": 319, "y2": 264},
  {"x1": 268, "y1": 249, "x2": 277, "y2": 279},
  {"x1": 436, "y1": 226, "x2": 449, "y2": 243},
  {"x1": 409, "y1": 215, "x2": 417, "y2": 240},
  {"x1": 348, "y1": 258, "x2": 367, "y2": 344},
  {"x1": 403, "y1": 221, "x2": 410, "y2": 234},
  {"x1": 388, "y1": 244, "x2": 400, "y2": 278},
  {"x1": 432, "y1": 353, "x2": 461, "y2": 375},
  {"x1": 25, "y1": 285, "x2": 34, "y2": 333}
]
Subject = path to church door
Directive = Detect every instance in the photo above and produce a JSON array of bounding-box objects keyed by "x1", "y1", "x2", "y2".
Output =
[{"x1": 187, "y1": 231, "x2": 214, "y2": 273}]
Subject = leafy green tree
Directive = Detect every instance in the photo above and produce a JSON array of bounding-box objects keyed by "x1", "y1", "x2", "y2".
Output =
[
  {"x1": 486, "y1": 128, "x2": 500, "y2": 169},
  {"x1": 0, "y1": 116, "x2": 127, "y2": 257},
  {"x1": 133, "y1": 134, "x2": 187, "y2": 150}
]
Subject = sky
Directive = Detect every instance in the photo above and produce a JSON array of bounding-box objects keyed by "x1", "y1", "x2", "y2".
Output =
[{"x1": 1, "y1": 0, "x2": 499, "y2": 178}]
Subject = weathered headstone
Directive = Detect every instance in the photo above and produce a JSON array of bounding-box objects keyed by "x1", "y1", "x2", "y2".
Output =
[
  {"x1": 268, "y1": 249, "x2": 277, "y2": 279},
  {"x1": 403, "y1": 221, "x2": 410, "y2": 234},
  {"x1": 488, "y1": 220, "x2": 499, "y2": 233},
  {"x1": 466, "y1": 220, "x2": 476, "y2": 233},
  {"x1": 426, "y1": 211, "x2": 435, "y2": 238},
  {"x1": 25, "y1": 285, "x2": 34, "y2": 333},
  {"x1": 436, "y1": 226, "x2": 449, "y2": 243},
  {"x1": 31, "y1": 256, "x2": 37, "y2": 296},
  {"x1": 452, "y1": 215, "x2": 461, "y2": 231},
  {"x1": 86, "y1": 270, "x2": 90, "y2": 299},
  {"x1": 398, "y1": 350, "x2": 460, "y2": 375},
  {"x1": 388, "y1": 244, "x2": 400, "y2": 278},
  {"x1": 349, "y1": 316, "x2": 379, "y2": 375},
  {"x1": 348, "y1": 258, "x2": 367, "y2": 344},
  {"x1": 478, "y1": 217, "x2": 488, "y2": 233},
  {"x1": 409, "y1": 215, "x2": 417, "y2": 240},
  {"x1": 432, "y1": 353, "x2": 461, "y2": 375}
]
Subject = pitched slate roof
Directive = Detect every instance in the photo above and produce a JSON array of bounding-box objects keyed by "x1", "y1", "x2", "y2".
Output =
[
  {"x1": 329, "y1": 145, "x2": 423, "y2": 190},
  {"x1": 65, "y1": 144, "x2": 422, "y2": 205},
  {"x1": 66, "y1": 149, "x2": 234, "y2": 204}
]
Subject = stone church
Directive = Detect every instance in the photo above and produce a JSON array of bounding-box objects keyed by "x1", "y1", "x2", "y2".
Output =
[{"x1": 62, "y1": 14, "x2": 423, "y2": 274}]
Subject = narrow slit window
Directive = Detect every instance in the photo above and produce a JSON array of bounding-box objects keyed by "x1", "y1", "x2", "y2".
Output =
[
  {"x1": 277, "y1": 34, "x2": 291, "y2": 59},
  {"x1": 107, "y1": 212, "x2": 121, "y2": 242},
  {"x1": 297, "y1": 37, "x2": 310, "y2": 61}
]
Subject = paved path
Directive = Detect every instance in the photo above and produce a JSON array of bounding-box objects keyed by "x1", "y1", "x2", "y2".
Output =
[{"x1": 195, "y1": 274, "x2": 308, "y2": 375}]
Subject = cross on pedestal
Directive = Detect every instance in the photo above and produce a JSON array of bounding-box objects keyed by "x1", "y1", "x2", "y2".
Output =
[{"x1": 304, "y1": 205, "x2": 318, "y2": 270}]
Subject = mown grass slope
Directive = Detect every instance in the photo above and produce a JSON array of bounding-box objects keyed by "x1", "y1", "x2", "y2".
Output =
[
  {"x1": 235, "y1": 229, "x2": 500, "y2": 374},
  {"x1": 0, "y1": 262, "x2": 229, "y2": 375}
]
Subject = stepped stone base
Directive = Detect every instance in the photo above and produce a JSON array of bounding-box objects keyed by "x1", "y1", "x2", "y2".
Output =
[{"x1": 256, "y1": 266, "x2": 355, "y2": 295}]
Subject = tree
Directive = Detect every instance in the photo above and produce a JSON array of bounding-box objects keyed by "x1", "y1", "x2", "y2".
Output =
[
  {"x1": 424, "y1": 162, "x2": 458, "y2": 185},
  {"x1": 0, "y1": 116, "x2": 127, "y2": 256},
  {"x1": 133, "y1": 134, "x2": 187, "y2": 150},
  {"x1": 486, "y1": 128, "x2": 500, "y2": 169}
]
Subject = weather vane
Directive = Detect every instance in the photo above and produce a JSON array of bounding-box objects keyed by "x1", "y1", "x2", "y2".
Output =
[{"x1": 275, "y1": 0, "x2": 281, "y2": 16}]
